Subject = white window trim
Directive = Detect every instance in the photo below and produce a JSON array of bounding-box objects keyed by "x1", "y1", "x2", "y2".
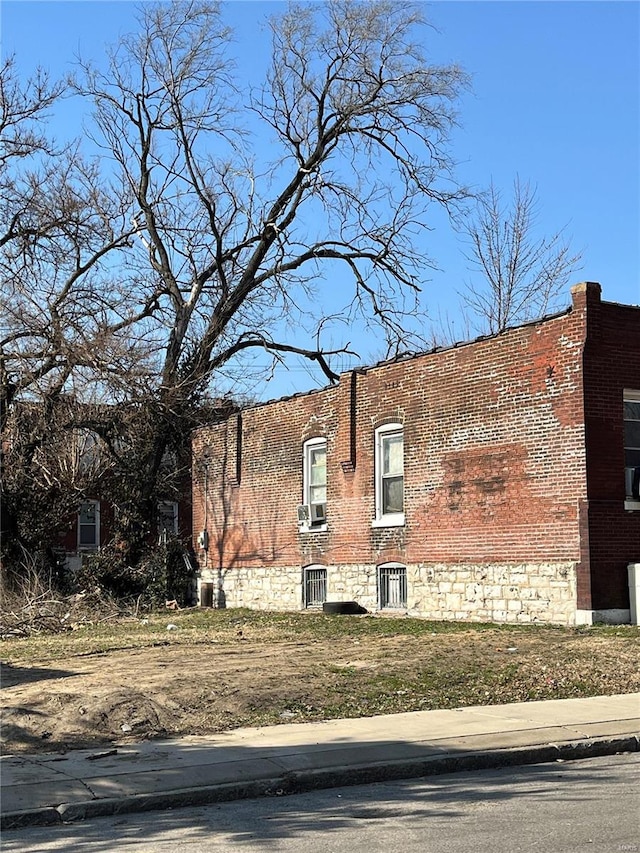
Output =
[
  {"x1": 624, "y1": 389, "x2": 640, "y2": 511},
  {"x1": 300, "y1": 437, "x2": 328, "y2": 532},
  {"x1": 372, "y1": 423, "x2": 405, "y2": 528},
  {"x1": 78, "y1": 500, "x2": 100, "y2": 551}
]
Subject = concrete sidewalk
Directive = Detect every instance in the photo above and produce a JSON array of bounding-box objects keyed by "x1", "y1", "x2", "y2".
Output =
[{"x1": 2, "y1": 693, "x2": 639, "y2": 830}]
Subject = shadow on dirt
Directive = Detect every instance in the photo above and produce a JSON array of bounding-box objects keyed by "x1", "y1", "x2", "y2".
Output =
[{"x1": 0, "y1": 662, "x2": 81, "y2": 689}]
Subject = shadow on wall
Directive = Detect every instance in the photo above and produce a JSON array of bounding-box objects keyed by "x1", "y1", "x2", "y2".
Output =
[{"x1": 195, "y1": 430, "x2": 297, "y2": 609}]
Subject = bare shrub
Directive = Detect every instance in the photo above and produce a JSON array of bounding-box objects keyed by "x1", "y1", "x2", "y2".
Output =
[{"x1": 0, "y1": 547, "x2": 128, "y2": 637}]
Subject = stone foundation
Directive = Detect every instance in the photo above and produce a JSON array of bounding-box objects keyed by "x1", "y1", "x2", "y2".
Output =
[
  {"x1": 198, "y1": 561, "x2": 579, "y2": 626},
  {"x1": 406, "y1": 562, "x2": 577, "y2": 625},
  {"x1": 198, "y1": 565, "x2": 303, "y2": 611}
]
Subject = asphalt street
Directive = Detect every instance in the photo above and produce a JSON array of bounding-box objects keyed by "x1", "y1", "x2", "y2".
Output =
[{"x1": 3, "y1": 753, "x2": 638, "y2": 853}]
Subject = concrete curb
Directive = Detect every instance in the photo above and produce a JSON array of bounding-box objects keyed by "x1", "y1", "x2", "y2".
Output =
[{"x1": 3, "y1": 734, "x2": 638, "y2": 831}]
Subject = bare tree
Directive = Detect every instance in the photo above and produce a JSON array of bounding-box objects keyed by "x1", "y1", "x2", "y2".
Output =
[
  {"x1": 0, "y1": 58, "x2": 158, "y2": 570},
  {"x1": 69, "y1": 0, "x2": 467, "y2": 534},
  {"x1": 0, "y1": 56, "x2": 63, "y2": 171},
  {"x1": 76, "y1": 0, "x2": 467, "y2": 376},
  {"x1": 4, "y1": 1, "x2": 468, "y2": 562},
  {"x1": 460, "y1": 178, "x2": 582, "y2": 334},
  {"x1": 0, "y1": 57, "x2": 154, "y2": 429}
]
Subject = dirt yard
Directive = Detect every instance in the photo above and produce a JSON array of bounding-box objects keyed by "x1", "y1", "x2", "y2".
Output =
[{"x1": 1, "y1": 610, "x2": 639, "y2": 755}]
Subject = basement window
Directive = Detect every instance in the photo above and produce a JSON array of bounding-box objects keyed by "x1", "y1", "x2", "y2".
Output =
[
  {"x1": 304, "y1": 565, "x2": 327, "y2": 608},
  {"x1": 378, "y1": 563, "x2": 407, "y2": 609}
]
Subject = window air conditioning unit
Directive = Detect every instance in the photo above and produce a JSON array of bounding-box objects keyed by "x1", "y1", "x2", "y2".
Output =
[
  {"x1": 297, "y1": 504, "x2": 311, "y2": 526},
  {"x1": 311, "y1": 502, "x2": 326, "y2": 524}
]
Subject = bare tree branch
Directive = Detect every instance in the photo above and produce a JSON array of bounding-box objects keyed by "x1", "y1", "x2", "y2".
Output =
[{"x1": 459, "y1": 178, "x2": 583, "y2": 334}]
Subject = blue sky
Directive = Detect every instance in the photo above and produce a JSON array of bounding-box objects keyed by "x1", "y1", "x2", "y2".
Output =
[{"x1": 2, "y1": 1, "x2": 639, "y2": 401}]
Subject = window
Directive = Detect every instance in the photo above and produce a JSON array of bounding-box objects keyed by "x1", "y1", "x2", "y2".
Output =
[
  {"x1": 76, "y1": 429, "x2": 100, "y2": 475},
  {"x1": 157, "y1": 501, "x2": 178, "y2": 541},
  {"x1": 378, "y1": 563, "x2": 407, "y2": 609},
  {"x1": 78, "y1": 501, "x2": 100, "y2": 550},
  {"x1": 624, "y1": 390, "x2": 640, "y2": 507},
  {"x1": 304, "y1": 565, "x2": 327, "y2": 608},
  {"x1": 373, "y1": 423, "x2": 404, "y2": 526},
  {"x1": 301, "y1": 438, "x2": 327, "y2": 527}
]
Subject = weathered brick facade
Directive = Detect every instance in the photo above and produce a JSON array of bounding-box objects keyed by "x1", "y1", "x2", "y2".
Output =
[{"x1": 192, "y1": 283, "x2": 640, "y2": 624}]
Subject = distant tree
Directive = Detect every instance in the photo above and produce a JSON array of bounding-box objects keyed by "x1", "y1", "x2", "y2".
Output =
[{"x1": 460, "y1": 178, "x2": 582, "y2": 334}]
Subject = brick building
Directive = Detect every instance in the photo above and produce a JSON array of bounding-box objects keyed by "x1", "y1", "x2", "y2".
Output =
[
  {"x1": 192, "y1": 282, "x2": 640, "y2": 625},
  {"x1": 59, "y1": 496, "x2": 192, "y2": 573}
]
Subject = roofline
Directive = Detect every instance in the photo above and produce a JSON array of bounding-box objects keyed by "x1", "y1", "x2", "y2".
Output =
[
  {"x1": 355, "y1": 304, "x2": 573, "y2": 376},
  {"x1": 194, "y1": 302, "x2": 576, "y2": 428}
]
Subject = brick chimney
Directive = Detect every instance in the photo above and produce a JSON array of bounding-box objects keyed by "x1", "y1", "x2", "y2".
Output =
[{"x1": 571, "y1": 281, "x2": 602, "y2": 310}]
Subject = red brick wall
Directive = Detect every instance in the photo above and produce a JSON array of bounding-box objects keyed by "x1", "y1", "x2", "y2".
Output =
[
  {"x1": 582, "y1": 287, "x2": 640, "y2": 609},
  {"x1": 193, "y1": 289, "x2": 596, "y2": 594}
]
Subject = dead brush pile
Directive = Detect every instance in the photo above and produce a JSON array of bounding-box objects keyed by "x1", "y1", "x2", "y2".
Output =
[{"x1": 0, "y1": 558, "x2": 130, "y2": 638}]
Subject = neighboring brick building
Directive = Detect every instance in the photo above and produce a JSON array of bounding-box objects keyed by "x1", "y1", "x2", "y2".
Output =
[
  {"x1": 59, "y1": 495, "x2": 192, "y2": 573},
  {"x1": 192, "y1": 283, "x2": 640, "y2": 625}
]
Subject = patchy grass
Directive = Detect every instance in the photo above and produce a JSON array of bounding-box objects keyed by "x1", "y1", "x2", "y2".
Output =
[
  {"x1": 3, "y1": 607, "x2": 616, "y2": 662},
  {"x1": 1, "y1": 609, "x2": 638, "y2": 754}
]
